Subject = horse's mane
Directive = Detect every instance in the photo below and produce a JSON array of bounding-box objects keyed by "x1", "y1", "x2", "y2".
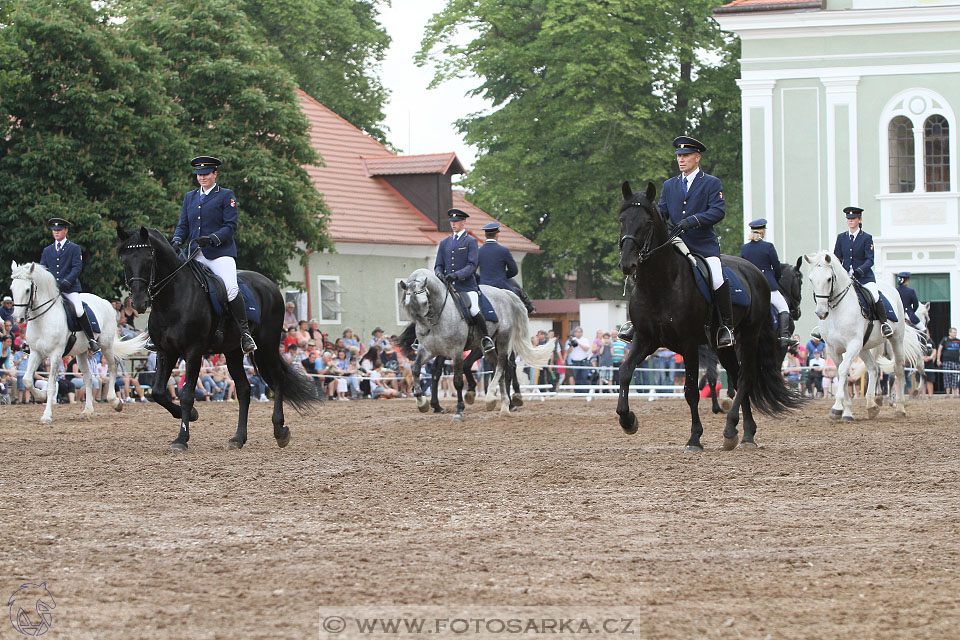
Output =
[
  {"x1": 810, "y1": 250, "x2": 848, "y2": 282},
  {"x1": 11, "y1": 262, "x2": 56, "y2": 290}
]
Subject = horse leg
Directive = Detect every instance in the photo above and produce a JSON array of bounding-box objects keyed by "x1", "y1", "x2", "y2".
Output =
[
  {"x1": 451, "y1": 354, "x2": 466, "y2": 421},
  {"x1": 464, "y1": 349, "x2": 480, "y2": 405},
  {"x1": 485, "y1": 352, "x2": 504, "y2": 412},
  {"x1": 104, "y1": 346, "x2": 122, "y2": 412},
  {"x1": 861, "y1": 349, "x2": 880, "y2": 419},
  {"x1": 429, "y1": 355, "x2": 445, "y2": 413},
  {"x1": 23, "y1": 351, "x2": 44, "y2": 404},
  {"x1": 682, "y1": 352, "x2": 706, "y2": 452},
  {"x1": 509, "y1": 353, "x2": 523, "y2": 408},
  {"x1": 616, "y1": 338, "x2": 653, "y2": 435},
  {"x1": 716, "y1": 348, "x2": 739, "y2": 413},
  {"x1": 171, "y1": 353, "x2": 202, "y2": 451},
  {"x1": 498, "y1": 351, "x2": 512, "y2": 417},
  {"x1": 40, "y1": 355, "x2": 62, "y2": 424},
  {"x1": 411, "y1": 349, "x2": 429, "y2": 412},
  {"x1": 890, "y1": 338, "x2": 909, "y2": 417},
  {"x1": 77, "y1": 354, "x2": 96, "y2": 417},
  {"x1": 739, "y1": 396, "x2": 759, "y2": 449},
  {"x1": 150, "y1": 351, "x2": 199, "y2": 422},
  {"x1": 225, "y1": 351, "x2": 251, "y2": 449},
  {"x1": 830, "y1": 345, "x2": 856, "y2": 421}
]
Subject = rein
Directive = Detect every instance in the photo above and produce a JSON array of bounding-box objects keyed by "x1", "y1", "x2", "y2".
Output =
[
  {"x1": 11, "y1": 277, "x2": 60, "y2": 322},
  {"x1": 812, "y1": 268, "x2": 853, "y2": 309},
  {"x1": 618, "y1": 199, "x2": 681, "y2": 265},
  {"x1": 410, "y1": 280, "x2": 452, "y2": 326},
  {"x1": 123, "y1": 242, "x2": 201, "y2": 300}
]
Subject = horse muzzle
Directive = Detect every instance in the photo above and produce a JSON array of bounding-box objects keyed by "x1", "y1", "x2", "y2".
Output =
[
  {"x1": 815, "y1": 309, "x2": 828, "y2": 320},
  {"x1": 620, "y1": 259, "x2": 637, "y2": 277}
]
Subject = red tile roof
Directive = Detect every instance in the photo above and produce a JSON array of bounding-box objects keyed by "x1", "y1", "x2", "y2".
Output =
[
  {"x1": 714, "y1": 0, "x2": 822, "y2": 13},
  {"x1": 297, "y1": 89, "x2": 539, "y2": 254},
  {"x1": 362, "y1": 153, "x2": 464, "y2": 176}
]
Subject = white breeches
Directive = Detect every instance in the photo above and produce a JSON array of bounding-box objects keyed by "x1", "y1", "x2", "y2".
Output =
[
  {"x1": 62, "y1": 291, "x2": 84, "y2": 315},
  {"x1": 705, "y1": 256, "x2": 723, "y2": 289},
  {"x1": 914, "y1": 319, "x2": 927, "y2": 332},
  {"x1": 465, "y1": 291, "x2": 480, "y2": 316},
  {"x1": 196, "y1": 254, "x2": 239, "y2": 301},
  {"x1": 770, "y1": 290, "x2": 789, "y2": 314}
]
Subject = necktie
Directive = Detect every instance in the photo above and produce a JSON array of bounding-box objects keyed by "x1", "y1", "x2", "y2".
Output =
[
  {"x1": 56, "y1": 242, "x2": 61, "y2": 252},
  {"x1": 682, "y1": 176, "x2": 688, "y2": 196},
  {"x1": 850, "y1": 233, "x2": 854, "y2": 243},
  {"x1": 199, "y1": 191, "x2": 206, "y2": 202}
]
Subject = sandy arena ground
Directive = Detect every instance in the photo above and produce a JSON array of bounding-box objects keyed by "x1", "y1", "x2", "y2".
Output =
[{"x1": 0, "y1": 393, "x2": 958, "y2": 639}]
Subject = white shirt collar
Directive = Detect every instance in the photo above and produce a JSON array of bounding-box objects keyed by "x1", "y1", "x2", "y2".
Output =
[
  {"x1": 681, "y1": 168, "x2": 701, "y2": 181},
  {"x1": 849, "y1": 229, "x2": 860, "y2": 239},
  {"x1": 454, "y1": 230, "x2": 465, "y2": 240},
  {"x1": 201, "y1": 184, "x2": 217, "y2": 196},
  {"x1": 485, "y1": 238, "x2": 498, "y2": 243}
]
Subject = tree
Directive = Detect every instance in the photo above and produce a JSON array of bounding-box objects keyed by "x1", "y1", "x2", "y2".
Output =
[
  {"x1": 123, "y1": 0, "x2": 331, "y2": 285},
  {"x1": 0, "y1": 0, "x2": 188, "y2": 296},
  {"x1": 240, "y1": 0, "x2": 392, "y2": 144},
  {"x1": 419, "y1": 0, "x2": 742, "y2": 298}
]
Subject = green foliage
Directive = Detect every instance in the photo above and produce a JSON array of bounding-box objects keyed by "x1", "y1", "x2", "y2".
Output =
[
  {"x1": 0, "y1": 0, "x2": 188, "y2": 296},
  {"x1": 124, "y1": 0, "x2": 332, "y2": 285},
  {"x1": 420, "y1": 0, "x2": 742, "y2": 297},
  {"x1": 240, "y1": 0, "x2": 392, "y2": 144}
]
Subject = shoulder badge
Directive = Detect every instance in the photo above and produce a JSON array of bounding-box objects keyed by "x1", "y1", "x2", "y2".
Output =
[
  {"x1": 718, "y1": 191, "x2": 723, "y2": 200},
  {"x1": 230, "y1": 199, "x2": 236, "y2": 208},
  {"x1": 870, "y1": 243, "x2": 874, "y2": 251}
]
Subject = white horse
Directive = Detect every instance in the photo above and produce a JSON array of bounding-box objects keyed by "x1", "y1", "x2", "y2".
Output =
[
  {"x1": 9, "y1": 261, "x2": 147, "y2": 423},
  {"x1": 805, "y1": 251, "x2": 924, "y2": 421}
]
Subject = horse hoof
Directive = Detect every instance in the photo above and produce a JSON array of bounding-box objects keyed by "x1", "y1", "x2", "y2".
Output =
[
  {"x1": 113, "y1": 401, "x2": 123, "y2": 413},
  {"x1": 39, "y1": 416, "x2": 52, "y2": 425},
  {"x1": 722, "y1": 434, "x2": 740, "y2": 451},
  {"x1": 451, "y1": 413, "x2": 464, "y2": 422},
  {"x1": 712, "y1": 406, "x2": 724, "y2": 415},
  {"x1": 719, "y1": 398, "x2": 733, "y2": 412},
  {"x1": 509, "y1": 406, "x2": 520, "y2": 413},
  {"x1": 227, "y1": 439, "x2": 243, "y2": 451},
  {"x1": 867, "y1": 406, "x2": 880, "y2": 419},
  {"x1": 432, "y1": 407, "x2": 445, "y2": 414},
  {"x1": 485, "y1": 399, "x2": 496, "y2": 412},
  {"x1": 841, "y1": 415, "x2": 854, "y2": 422},
  {"x1": 276, "y1": 428, "x2": 291, "y2": 448},
  {"x1": 910, "y1": 389, "x2": 919, "y2": 397},
  {"x1": 190, "y1": 408, "x2": 199, "y2": 421},
  {"x1": 739, "y1": 440, "x2": 758, "y2": 450},
  {"x1": 511, "y1": 394, "x2": 524, "y2": 407},
  {"x1": 464, "y1": 391, "x2": 476, "y2": 405},
  {"x1": 620, "y1": 412, "x2": 638, "y2": 435},
  {"x1": 829, "y1": 409, "x2": 843, "y2": 421},
  {"x1": 417, "y1": 401, "x2": 430, "y2": 413},
  {"x1": 684, "y1": 445, "x2": 704, "y2": 454},
  {"x1": 170, "y1": 442, "x2": 188, "y2": 452}
]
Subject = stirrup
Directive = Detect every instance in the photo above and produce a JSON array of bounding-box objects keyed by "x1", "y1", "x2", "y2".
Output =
[
  {"x1": 145, "y1": 338, "x2": 158, "y2": 352},
  {"x1": 716, "y1": 325, "x2": 735, "y2": 348},
  {"x1": 810, "y1": 327, "x2": 822, "y2": 340},
  {"x1": 880, "y1": 322, "x2": 893, "y2": 338},
  {"x1": 779, "y1": 336, "x2": 799, "y2": 348},
  {"x1": 481, "y1": 336, "x2": 496, "y2": 353},
  {"x1": 241, "y1": 333, "x2": 258, "y2": 355},
  {"x1": 88, "y1": 340, "x2": 101, "y2": 354},
  {"x1": 616, "y1": 322, "x2": 634, "y2": 343}
]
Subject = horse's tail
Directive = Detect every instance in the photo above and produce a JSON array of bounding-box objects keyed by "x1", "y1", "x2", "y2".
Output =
[
  {"x1": 507, "y1": 309, "x2": 554, "y2": 368},
  {"x1": 111, "y1": 333, "x2": 149, "y2": 361},
  {"x1": 750, "y1": 314, "x2": 804, "y2": 416},
  {"x1": 397, "y1": 322, "x2": 418, "y2": 359},
  {"x1": 877, "y1": 325, "x2": 925, "y2": 373},
  {"x1": 255, "y1": 349, "x2": 321, "y2": 413}
]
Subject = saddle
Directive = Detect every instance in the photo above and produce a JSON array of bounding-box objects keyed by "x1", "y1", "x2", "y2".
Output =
[
  {"x1": 851, "y1": 280, "x2": 897, "y2": 323},
  {"x1": 454, "y1": 290, "x2": 499, "y2": 323},
  {"x1": 187, "y1": 260, "x2": 261, "y2": 324},
  {"x1": 671, "y1": 240, "x2": 750, "y2": 307}
]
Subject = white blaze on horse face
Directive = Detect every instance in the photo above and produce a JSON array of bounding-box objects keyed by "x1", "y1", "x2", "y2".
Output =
[{"x1": 808, "y1": 259, "x2": 834, "y2": 319}]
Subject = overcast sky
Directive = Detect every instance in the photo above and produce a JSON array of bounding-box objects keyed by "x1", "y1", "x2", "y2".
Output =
[{"x1": 377, "y1": 0, "x2": 490, "y2": 173}]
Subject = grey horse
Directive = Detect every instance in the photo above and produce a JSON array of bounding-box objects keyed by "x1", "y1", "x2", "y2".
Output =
[{"x1": 399, "y1": 268, "x2": 555, "y2": 420}]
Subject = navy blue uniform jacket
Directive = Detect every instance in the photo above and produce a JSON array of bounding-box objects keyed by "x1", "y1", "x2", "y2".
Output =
[
  {"x1": 658, "y1": 170, "x2": 725, "y2": 258},
  {"x1": 40, "y1": 240, "x2": 83, "y2": 293},
  {"x1": 434, "y1": 232, "x2": 480, "y2": 292},
  {"x1": 173, "y1": 185, "x2": 238, "y2": 260},
  {"x1": 898, "y1": 285, "x2": 921, "y2": 325},
  {"x1": 740, "y1": 239, "x2": 782, "y2": 292},
  {"x1": 477, "y1": 240, "x2": 519, "y2": 291},
  {"x1": 833, "y1": 230, "x2": 875, "y2": 284}
]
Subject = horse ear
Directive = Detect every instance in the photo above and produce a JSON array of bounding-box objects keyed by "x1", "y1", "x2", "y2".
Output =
[
  {"x1": 645, "y1": 182, "x2": 656, "y2": 203},
  {"x1": 139, "y1": 226, "x2": 148, "y2": 243},
  {"x1": 803, "y1": 254, "x2": 813, "y2": 264},
  {"x1": 824, "y1": 254, "x2": 832, "y2": 264},
  {"x1": 399, "y1": 280, "x2": 407, "y2": 290},
  {"x1": 117, "y1": 226, "x2": 127, "y2": 242},
  {"x1": 29, "y1": 263, "x2": 35, "y2": 273},
  {"x1": 621, "y1": 181, "x2": 632, "y2": 201},
  {"x1": 10, "y1": 260, "x2": 17, "y2": 271},
  {"x1": 795, "y1": 255, "x2": 803, "y2": 270}
]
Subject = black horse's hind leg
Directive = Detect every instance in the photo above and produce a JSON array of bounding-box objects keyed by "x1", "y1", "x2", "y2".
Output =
[
  {"x1": 451, "y1": 353, "x2": 466, "y2": 421},
  {"x1": 739, "y1": 396, "x2": 759, "y2": 448},
  {"x1": 682, "y1": 351, "x2": 705, "y2": 452},
  {"x1": 509, "y1": 353, "x2": 523, "y2": 408},
  {"x1": 463, "y1": 349, "x2": 481, "y2": 405},
  {"x1": 717, "y1": 348, "x2": 740, "y2": 415},
  {"x1": 171, "y1": 352, "x2": 202, "y2": 451},
  {"x1": 430, "y1": 355, "x2": 445, "y2": 413},
  {"x1": 224, "y1": 349, "x2": 251, "y2": 450},
  {"x1": 616, "y1": 338, "x2": 653, "y2": 435},
  {"x1": 721, "y1": 345, "x2": 752, "y2": 450}
]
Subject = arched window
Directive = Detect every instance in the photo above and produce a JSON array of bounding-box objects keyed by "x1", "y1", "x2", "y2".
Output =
[
  {"x1": 924, "y1": 114, "x2": 950, "y2": 192},
  {"x1": 888, "y1": 116, "x2": 915, "y2": 193}
]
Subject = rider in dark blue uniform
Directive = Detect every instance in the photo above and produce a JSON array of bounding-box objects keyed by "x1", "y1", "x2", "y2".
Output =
[
  {"x1": 896, "y1": 272, "x2": 924, "y2": 330},
  {"x1": 740, "y1": 218, "x2": 795, "y2": 347},
  {"x1": 477, "y1": 222, "x2": 536, "y2": 314},
  {"x1": 434, "y1": 208, "x2": 495, "y2": 353},
  {"x1": 833, "y1": 206, "x2": 892, "y2": 339},
  {"x1": 39, "y1": 217, "x2": 99, "y2": 353}
]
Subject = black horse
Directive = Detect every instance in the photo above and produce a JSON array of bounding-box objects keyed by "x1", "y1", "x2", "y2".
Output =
[
  {"x1": 616, "y1": 182, "x2": 801, "y2": 451},
  {"x1": 704, "y1": 255, "x2": 804, "y2": 414},
  {"x1": 117, "y1": 227, "x2": 320, "y2": 451}
]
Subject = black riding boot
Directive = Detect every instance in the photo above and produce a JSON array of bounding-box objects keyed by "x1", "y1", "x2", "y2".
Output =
[
  {"x1": 78, "y1": 313, "x2": 100, "y2": 353},
  {"x1": 473, "y1": 313, "x2": 495, "y2": 353},
  {"x1": 228, "y1": 296, "x2": 258, "y2": 354},
  {"x1": 875, "y1": 298, "x2": 893, "y2": 338},
  {"x1": 714, "y1": 281, "x2": 735, "y2": 349},
  {"x1": 617, "y1": 322, "x2": 634, "y2": 343},
  {"x1": 515, "y1": 285, "x2": 536, "y2": 314},
  {"x1": 777, "y1": 311, "x2": 798, "y2": 348}
]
